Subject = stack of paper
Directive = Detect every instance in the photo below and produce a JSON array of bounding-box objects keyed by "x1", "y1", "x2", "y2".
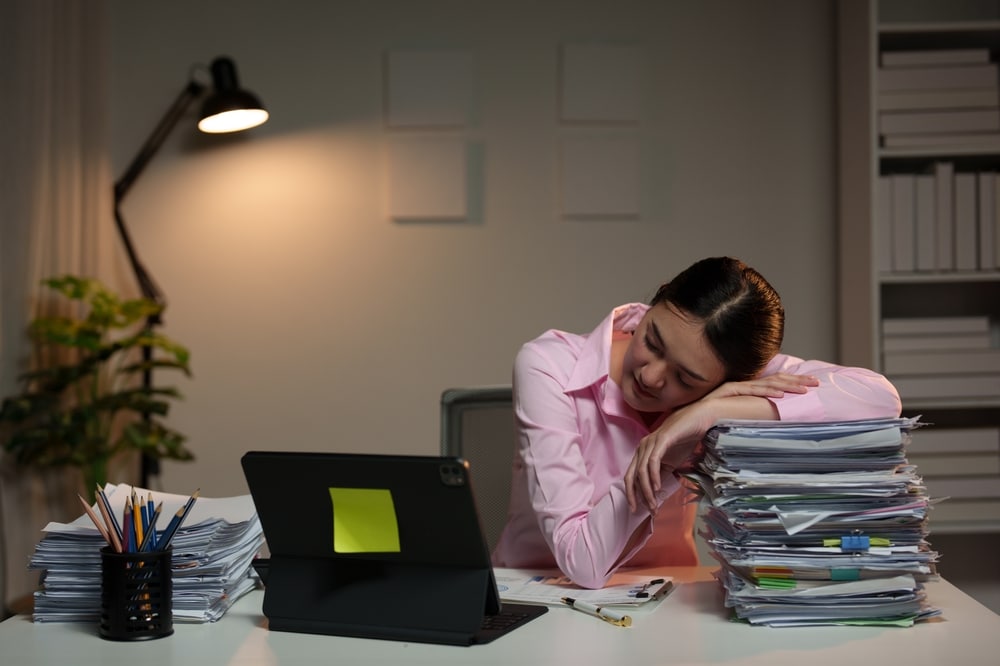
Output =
[
  {"x1": 29, "y1": 483, "x2": 264, "y2": 623},
  {"x1": 686, "y1": 417, "x2": 942, "y2": 627}
]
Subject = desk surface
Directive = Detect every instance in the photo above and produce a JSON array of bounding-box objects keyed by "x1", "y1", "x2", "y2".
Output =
[{"x1": 3, "y1": 567, "x2": 999, "y2": 665}]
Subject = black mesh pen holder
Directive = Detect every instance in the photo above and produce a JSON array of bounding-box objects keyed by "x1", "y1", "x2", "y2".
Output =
[{"x1": 99, "y1": 546, "x2": 174, "y2": 640}]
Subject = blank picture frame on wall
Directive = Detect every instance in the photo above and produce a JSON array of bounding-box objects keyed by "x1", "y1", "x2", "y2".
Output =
[
  {"x1": 558, "y1": 43, "x2": 641, "y2": 124},
  {"x1": 387, "y1": 136, "x2": 468, "y2": 221},
  {"x1": 559, "y1": 134, "x2": 639, "y2": 219},
  {"x1": 385, "y1": 49, "x2": 475, "y2": 128}
]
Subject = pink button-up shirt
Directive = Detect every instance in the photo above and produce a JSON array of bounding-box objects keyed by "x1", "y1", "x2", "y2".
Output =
[{"x1": 491, "y1": 303, "x2": 902, "y2": 589}]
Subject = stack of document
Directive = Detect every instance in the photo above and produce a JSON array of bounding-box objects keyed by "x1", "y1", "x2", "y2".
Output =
[
  {"x1": 687, "y1": 416, "x2": 942, "y2": 627},
  {"x1": 29, "y1": 483, "x2": 264, "y2": 623}
]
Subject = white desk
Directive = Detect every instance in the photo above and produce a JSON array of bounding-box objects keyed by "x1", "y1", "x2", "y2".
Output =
[{"x1": 3, "y1": 567, "x2": 999, "y2": 665}]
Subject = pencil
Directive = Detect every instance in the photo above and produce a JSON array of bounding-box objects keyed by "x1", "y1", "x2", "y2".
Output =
[
  {"x1": 96, "y1": 484, "x2": 123, "y2": 544},
  {"x1": 93, "y1": 491, "x2": 123, "y2": 553},
  {"x1": 132, "y1": 489, "x2": 144, "y2": 550},
  {"x1": 157, "y1": 505, "x2": 186, "y2": 551},
  {"x1": 158, "y1": 489, "x2": 200, "y2": 551},
  {"x1": 77, "y1": 494, "x2": 112, "y2": 548},
  {"x1": 138, "y1": 502, "x2": 163, "y2": 552},
  {"x1": 122, "y1": 499, "x2": 134, "y2": 553}
]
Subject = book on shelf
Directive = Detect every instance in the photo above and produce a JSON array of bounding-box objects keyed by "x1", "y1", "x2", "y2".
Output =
[
  {"x1": 882, "y1": 316, "x2": 991, "y2": 336},
  {"x1": 883, "y1": 331, "x2": 992, "y2": 352},
  {"x1": 876, "y1": 176, "x2": 893, "y2": 273},
  {"x1": 979, "y1": 172, "x2": 996, "y2": 270},
  {"x1": 891, "y1": 174, "x2": 916, "y2": 272},
  {"x1": 892, "y1": 373, "x2": 1000, "y2": 400},
  {"x1": 882, "y1": 131, "x2": 1000, "y2": 148},
  {"x1": 927, "y1": 499, "x2": 1000, "y2": 523},
  {"x1": 955, "y1": 173, "x2": 978, "y2": 270},
  {"x1": 915, "y1": 174, "x2": 935, "y2": 271},
  {"x1": 908, "y1": 453, "x2": 1000, "y2": 477},
  {"x1": 878, "y1": 108, "x2": 1000, "y2": 135},
  {"x1": 878, "y1": 63, "x2": 998, "y2": 92},
  {"x1": 923, "y1": 476, "x2": 1000, "y2": 500},
  {"x1": 907, "y1": 426, "x2": 1000, "y2": 455},
  {"x1": 880, "y1": 48, "x2": 991, "y2": 68},
  {"x1": 879, "y1": 87, "x2": 1000, "y2": 112},
  {"x1": 996, "y1": 175, "x2": 1000, "y2": 270},
  {"x1": 934, "y1": 162, "x2": 954, "y2": 271},
  {"x1": 883, "y1": 348, "x2": 1000, "y2": 375}
]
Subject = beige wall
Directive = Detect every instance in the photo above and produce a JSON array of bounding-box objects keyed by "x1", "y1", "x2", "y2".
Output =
[{"x1": 107, "y1": 0, "x2": 836, "y2": 501}]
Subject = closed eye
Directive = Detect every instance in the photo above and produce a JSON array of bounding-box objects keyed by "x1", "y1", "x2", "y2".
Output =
[{"x1": 643, "y1": 334, "x2": 662, "y2": 356}]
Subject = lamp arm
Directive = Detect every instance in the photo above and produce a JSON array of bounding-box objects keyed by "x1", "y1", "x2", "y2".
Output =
[
  {"x1": 112, "y1": 79, "x2": 205, "y2": 307},
  {"x1": 114, "y1": 79, "x2": 204, "y2": 201},
  {"x1": 112, "y1": 78, "x2": 205, "y2": 489}
]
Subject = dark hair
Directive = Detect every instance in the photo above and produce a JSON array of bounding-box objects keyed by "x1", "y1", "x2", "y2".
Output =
[{"x1": 650, "y1": 256, "x2": 784, "y2": 381}]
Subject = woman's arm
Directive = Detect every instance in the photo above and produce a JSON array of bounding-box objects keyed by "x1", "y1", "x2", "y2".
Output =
[
  {"x1": 513, "y1": 343, "x2": 667, "y2": 589},
  {"x1": 761, "y1": 354, "x2": 902, "y2": 421},
  {"x1": 624, "y1": 355, "x2": 902, "y2": 512}
]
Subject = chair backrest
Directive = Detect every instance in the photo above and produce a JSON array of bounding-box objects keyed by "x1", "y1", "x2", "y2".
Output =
[{"x1": 440, "y1": 386, "x2": 514, "y2": 553}]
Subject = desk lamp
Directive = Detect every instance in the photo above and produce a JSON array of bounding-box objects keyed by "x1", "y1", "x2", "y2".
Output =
[{"x1": 113, "y1": 56, "x2": 268, "y2": 487}]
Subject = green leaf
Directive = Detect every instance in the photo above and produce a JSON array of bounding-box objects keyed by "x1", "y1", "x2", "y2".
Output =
[{"x1": 0, "y1": 275, "x2": 193, "y2": 475}]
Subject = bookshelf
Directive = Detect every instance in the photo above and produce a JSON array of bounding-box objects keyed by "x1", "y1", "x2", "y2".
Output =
[{"x1": 838, "y1": 0, "x2": 1000, "y2": 534}]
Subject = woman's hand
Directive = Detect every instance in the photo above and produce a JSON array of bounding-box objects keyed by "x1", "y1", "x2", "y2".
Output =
[
  {"x1": 623, "y1": 373, "x2": 819, "y2": 513},
  {"x1": 624, "y1": 400, "x2": 716, "y2": 513},
  {"x1": 702, "y1": 373, "x2": 818, "y2": 401}
]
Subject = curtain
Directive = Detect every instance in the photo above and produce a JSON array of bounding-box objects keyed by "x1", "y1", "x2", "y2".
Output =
[{"x1": 0, "y1": 0, "x2": 119, "y2": 613}]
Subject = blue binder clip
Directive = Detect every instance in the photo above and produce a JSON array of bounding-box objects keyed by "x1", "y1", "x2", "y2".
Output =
[{"x1": 840, "y1": 535, "x2": 870, "y2": 552}]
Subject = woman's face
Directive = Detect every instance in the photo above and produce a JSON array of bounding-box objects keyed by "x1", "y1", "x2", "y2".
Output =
[{"x1": 620, "y1": 302, "x2": 727, "y2": 415}]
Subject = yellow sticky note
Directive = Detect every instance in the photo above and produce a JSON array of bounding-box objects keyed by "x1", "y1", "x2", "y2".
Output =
[{"x1": 328, "y1": 487, "x2": 401, "y2": 553}]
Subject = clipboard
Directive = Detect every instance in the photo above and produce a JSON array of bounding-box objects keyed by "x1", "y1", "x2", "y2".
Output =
[{"x1": 493, "y1": 568, "x2": 675, "y2": 606}]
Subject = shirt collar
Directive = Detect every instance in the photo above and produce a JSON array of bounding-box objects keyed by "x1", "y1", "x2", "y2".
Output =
[{"x1": 565, "y1": 303, "x2": 649, "y2": 393}]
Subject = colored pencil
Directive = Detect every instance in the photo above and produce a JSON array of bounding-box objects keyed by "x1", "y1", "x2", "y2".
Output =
[
  {"x1": 132, "y1": 489, "x2": 144, "y2": 551},
  {"x1": 138, "y1": 502, "x2": 163, "y2": 552},
  {"x1": 96, "y1": 484, "x2": 123, "y2": 544},
  {"x1": 158, "y1": 489, "x2": 200, "y2": 551},
  {"x1": 77, "y1": 494, "x2": 112, "y2": 547},
  {"x1": 93, "y1": 490, "x2": 123, "y2": 552}
]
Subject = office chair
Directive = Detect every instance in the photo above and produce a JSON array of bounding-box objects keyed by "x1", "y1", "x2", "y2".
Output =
[
  {"x1": 439, "y1": 386, "x2": 515, "y2": 553},
  {"x1": 440, "y1": 385, "x2": 713, "y2": 565}
]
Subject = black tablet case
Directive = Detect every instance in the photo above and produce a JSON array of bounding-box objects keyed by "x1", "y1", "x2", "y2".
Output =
[{"x1": 241, "y1": 451, "x2": 544, "y2": 645}]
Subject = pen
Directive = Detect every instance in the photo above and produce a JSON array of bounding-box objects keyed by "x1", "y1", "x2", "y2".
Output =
[{"x1": 561, "y1": 597, "x2": 632, "y2": 627}]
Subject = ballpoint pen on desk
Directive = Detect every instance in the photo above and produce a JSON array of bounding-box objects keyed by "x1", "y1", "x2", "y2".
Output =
[{"x1": 561, "y1": 597, "x2": 632, "y2": 627}]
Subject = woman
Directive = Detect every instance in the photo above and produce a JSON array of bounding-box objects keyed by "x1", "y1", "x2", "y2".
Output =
[{"x1": 491, "y1": 257, "x2": 901, "y2": 589}]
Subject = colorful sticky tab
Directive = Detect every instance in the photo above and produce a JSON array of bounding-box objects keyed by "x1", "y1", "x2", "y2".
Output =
[
  {"x1": 757, "y1": 577, "x2": 796, "y2": 589},
  {"x1": 831, "y1": 568, "x2": 861, "y2": 581},
  {"x1": 328, "y1": 487, "x2": 401, "y2": 553}
]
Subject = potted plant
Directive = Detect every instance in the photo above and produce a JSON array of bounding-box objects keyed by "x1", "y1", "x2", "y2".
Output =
[{"x1": 0, "y1": 275, "x2": 193, "y2": 498}]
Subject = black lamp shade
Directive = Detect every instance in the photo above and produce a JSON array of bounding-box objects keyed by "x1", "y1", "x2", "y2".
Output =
[{"x1": 197, "y1": 57, "x2": 268, "y2": 133}]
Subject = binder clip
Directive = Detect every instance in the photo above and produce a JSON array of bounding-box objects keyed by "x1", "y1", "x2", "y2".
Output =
[{"x1": 840, "y1": 535, "x2": 870, "y2": 552}]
